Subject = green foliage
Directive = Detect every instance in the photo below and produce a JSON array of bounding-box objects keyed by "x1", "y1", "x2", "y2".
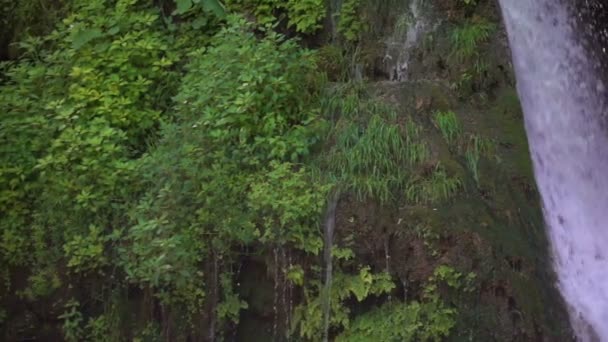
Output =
[
  {"x1": 336, "y1": 300, "x2": 455, "y2": 342},
  {"x1": 316, "y1": 44, "x2": 350, "y2": 81},
  {"x1": 60, "y1": 299, "x2": 85, "y2": 342},
  {"x1": 429, "y1": 265, "x2": 476, "y2": 293},
  {"x1": 224, "y1": 0, "x2": 326, "y2": 33},
  {"x1": 414, "y1": 224, "x2": 441, "y2": 257},
  {"x1": 0, "y1": 0, "x2": 491, "y2": 340},
  {"x1": 173, "y1": 0, "x2": 226, "y2": 16},
  {"x1": 0, "y1": 0, "x2": 230, "y2": 336},
  {"x1": 0, "y1": 0, "x2": 66, "y2": 58},
  {"x1": 17, "y1": 267, "x2": 62, "y2": 301},
  {"x1": 133, "y1": 323, "x2": 163, "y2": 342},
  {"x1": 217, "y1": 273, "x2": 249, "y2": 325},
  {"x1": 337, "y1": 0, "x2": 365, "y2": 42},
  {"x1": 405, "y1": 164, "x2": 462, "y2": 205},
  {"x1": 284, "y1": 0, "x2": 326, "y2": 33},
  {"x1": 336, "y1": 265, "x2": 474, "y2": 341},
  {"x1": 293, "y1": 267, "x2": 395, "y2": 340},
  {"x1": 0, "y1": 8, "x2": 214, "y2": 336},
  {"x1": 86, "y1": 316, "x2": 112, "y2": 342},
  {"x1": 0, "y1": 0, "x2": 193, "y2": 272},
  {"x1": 287, "y1": 265, "x2": 306, "y2": 286},
  {"x1": 434, "y1": 110, "x2": 461, "y2": 144},
  {"x1": 63, "y1": 225, "x2": 108, "y2": 273},
  {"x1": 224, "y1": 0, "x2": 277, "y2": 26},
  {"x1": 117, "y1": 15, "x2": 327, "y2": 330},
  {"x1": 249, "y1": 162, "x2": 328, "y2": 254},
  {"x1": 174, "y1": 17, "x2": 323, "y2": 163},
  {"x1": 450, "y1": 18, "x2": 495, "y2": 62}
]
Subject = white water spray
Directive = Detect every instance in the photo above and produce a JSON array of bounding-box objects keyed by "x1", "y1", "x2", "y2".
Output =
[{"x1": 498, "y1": 1, "x2": 608, "y2": 340}]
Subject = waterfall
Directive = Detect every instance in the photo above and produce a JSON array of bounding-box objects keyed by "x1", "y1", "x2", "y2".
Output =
[
  {"x1": 497, "y1": 1, "x2": 608, "y2": 340},
  {"x1": 384, "y1": 0, "x2": 435, "y2": 81},
  {"x1": 322, "y1": 192, "x2": 339, "y2": 342}
]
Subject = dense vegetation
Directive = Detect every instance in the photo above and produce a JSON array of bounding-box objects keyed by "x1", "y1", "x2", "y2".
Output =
[{"x1": 0, "y1": 0, "x2": 573, "y2": 341}]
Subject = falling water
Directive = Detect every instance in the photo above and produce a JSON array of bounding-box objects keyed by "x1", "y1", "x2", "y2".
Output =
[
  {"x1": 497, "y1": 1, "x2": 608, "y2": 340},
  {"x1": 384, "y1": 0, "x2": 434, "y2": 81},
  {"x1": 322, "y1": 193, "x2": 339, "y2": 342}
]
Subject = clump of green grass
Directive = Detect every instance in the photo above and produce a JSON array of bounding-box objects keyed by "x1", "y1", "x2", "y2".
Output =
[
  {"x1": 333, "y1": 114, "x2": 428, "y2": 203},
  {"x1": 321, "y1": 82, "x2": 367, "y2": 121},
  {"x1": 316, "y1": 45, "x2": 350, "y2": 82},
  {"x1": 321, "y1": 84, "x2": 429, "y2": 203},
  {"x1": 450, "y1": 19, "x2": 495, "y2": 62},
  {"x1": 463, "y1": 134, "x2": 494, "y2": 187},
  {"x1": 405, "y1": 164, "x2": 462, "y2": 204},
  {"x1": 404, "y1": 122, "x2": 429, "y2": 165},
  {"x1": 433, "y1": 110, "x2": 461, "y2": 144}
]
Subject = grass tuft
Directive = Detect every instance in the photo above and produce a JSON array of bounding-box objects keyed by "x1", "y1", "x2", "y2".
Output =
[
  {"x1": 405, "y1": 164, "x2": 462, "y2": 205},
  {"x1": 433, "y1": 110, "x2": 461, "y2": 144},
  {"x1": 450, "y1": 18, "x2": 495, "y2": 62},
  {"x1": 463, "y1": 134, "x2": 494, "y2": 187},
  {"x1": 320, "y1": 83, "x2": 429, "y2": 203}
]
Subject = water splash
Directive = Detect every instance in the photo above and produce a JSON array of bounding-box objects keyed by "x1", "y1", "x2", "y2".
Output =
[{"x1": 497, "y1": 1, "x2": 608, "y2": 340}]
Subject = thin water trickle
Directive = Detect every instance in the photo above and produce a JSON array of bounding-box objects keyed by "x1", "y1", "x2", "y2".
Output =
[
  {"x1": 498, "y1": 1, "x2": 608, "y2": 340},
  {"x1": 322, "y1": 192, "x2": 339, "y2": 342},
  {"x1": 384, "y1": 0, "x2": 435, "y2": 81}
]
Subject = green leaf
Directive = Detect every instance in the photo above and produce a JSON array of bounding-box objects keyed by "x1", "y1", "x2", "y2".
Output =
[
  {"x1": 191, "y1": 16, "x2": 208, "y2": 29},
  {"x1": 201, "y1": 0, "x2": 225, "y2": 17},
  {"x1": 174, "y1": 0, "x2": 193, "y2": 14},
  {"x1": 71, "y1": 28, "x2": 103, "y2": 49},
  {"x1": 108, "y1": 26, "x2": 120, "y2": 35}
]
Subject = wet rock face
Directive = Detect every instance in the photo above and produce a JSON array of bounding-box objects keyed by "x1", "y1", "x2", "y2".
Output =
[{"x1": 498, "y1": 0, "x2": 608, "y2": 339}]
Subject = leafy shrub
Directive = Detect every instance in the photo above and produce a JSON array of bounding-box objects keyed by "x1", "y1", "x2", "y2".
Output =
[
  {"x1": 336, "y1": 300, "x2": 455, "y2": 342},
  {"x1": 284, "y1": 0, "x2": 326, "y2": 33},
  {"x1": 337, "y1": 0, "x2": 364, "y2": 42},
  {"x1": 0, "y1": 0, "x2": 66, "y2": 59},
  {"x1": 60, "y1": 299, "x2": 85, "y2": 342},
  {"x1": 173, "y1": 0, "x2": 226, "y2": 16},
  {"x1": 248, "y1": 162, "x2": 329, "y2": 254},
  {"x1": 224, "y1": 0, "x2": 326, "y2": 33},
  {"x1": 0, "y1": 0, "x2": 190, "y2": 276},
  {"x1": 174, "y1": 16, "x2": 323, "y2": 164},
  {"x1": 217, "y1": 273, "x2": 249, "y2": 325},
  {"x1": 118, "y1": 16, "x2": 327, "y2": 327},
  {"x1": 293, "y1": 267, "x2": 395, "y2": 340},
  {"x1": 63, "y1": 225, "x2": 108, "y2": 274},
  {"x1": 0, "y1": 0, "x2": 212, "y2": 334},
  {"x1": 336, "y1": 265, "x2": 475, "y2": 341}
]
